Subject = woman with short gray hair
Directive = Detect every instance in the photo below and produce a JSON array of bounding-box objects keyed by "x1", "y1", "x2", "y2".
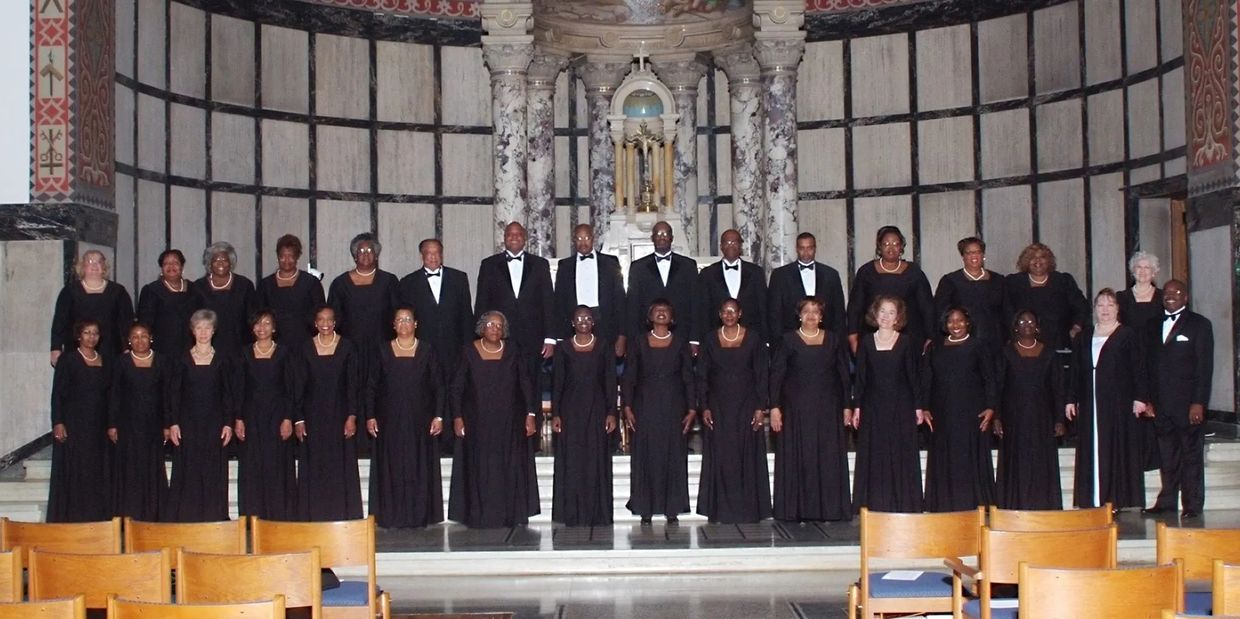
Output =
[
  {"x1": 1116, "y1": 250, "x2": 1164, "y2": 474},
  {"x1": 327, "y1": 232, "x2": 400, "y2": 361},
  {"x1": 194, "y1": 241, "x2": 255, "y2": 359}
]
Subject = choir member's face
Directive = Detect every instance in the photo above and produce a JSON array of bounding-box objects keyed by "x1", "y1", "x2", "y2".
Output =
[
  {"x1": 876, "y1": 301, "x2": 899, "y2": 330},
  {"x1": 161, "y1": 255, "x2": 183, "y2": 281},
  {"x1": 1132, "y1": 259, "x2": 1155, "y2": 285},
  {"x1": 1163, "y1": 282, "x2": 1187, "y2": 313},
  {"x1": 128, "y1": 326, "x2": 152, "y2": 355},
  {"x1": 82, "y1": 252, "x2": 105, "y2": 279},
  {"x1": 649, "y1": 304, "x2": 673, "y2": 327},
  {"x1": 314, "y1": 310, "x2": 337, "y2": 335},
  {"x1": 799, "y1": 303, "x2": 823, "y2": 328},
  {"x1": 277, "y1": 247, "x2": 299, "y2": 273},
  {"x1": 503, "y1": 223, "x2": 527, "y2": 254},
  {"x1": 393, "y1": 310, "x2": 416, "y2": 337},
  {"x1": 720, "y1": 230, "x2": 742, "y2": 262},
  {"x1": 878, "y1": 233, "x2": 904, "y2": 262},
  {"x1": 421, "y1": 241, "x2": 443, "y2": 271},
  {"x1": 1027, "y1": 249, "x2": 1050, "y2": 276},
  {"x1": 719, "y1": 301, "x2": 741, "y2": 327},
  {"x1": 574, "y1": 226, "x2": 595, "y2": 256},
  {"x1": 1014, "y1": 312, "x2": 1038, "y2": 339},
  {"x1": 961, "y1": 242, "x2": 985, "y2": 271},
  {"x1": 572, "y1": 309, "x2": 595, "y2": 335},
  {"x1": 210, "y1": 252, "x2": 232, "y2": 277},
  {"x1": 1094, "y1": 295, "x2": 1118, "y2": 324},
  {"x1": 252, "y1": 314, "x2": 275, "y2": 342},
  {"x1": 354, "y1": 242, "x2": 377, "y2": 270},
  {"x1": 78, "y1": 325, "x2": 100, "y2": 350},
  {"x1": 651, "y1": 223, "x2": 673, "y2": 254},
  {"x1": 945, "y1": 310, "x2": 969, "y2": 338},
  {"x1": 192, "y1": 321, "x2": 215, "y2": 346},
  {"x1": 482, "y1": 315, "x2": 505, "y2": 343},
  {"x1": 796, "y1": 237, "x2": 816, "y2": 264}
]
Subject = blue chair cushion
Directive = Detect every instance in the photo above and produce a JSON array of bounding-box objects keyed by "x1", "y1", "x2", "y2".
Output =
[
  {"x1": 1183, "y1": 590, "x2": 1211, "y2": 616},
  {"x1": 866, "y1": 571, "x2": 953, "y2": 598},
  {"x1": 322, "y1": 580, "x2": 371, "y2": 607},
  {"x1": 962, "y1": 597, "x2": 1019, "y2": 619}
]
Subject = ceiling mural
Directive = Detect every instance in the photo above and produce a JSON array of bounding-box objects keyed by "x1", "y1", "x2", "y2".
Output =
[
  {"x1": 289, "y1": 0, "x2": 926, "y2": 20},
  {"x1": 531, "y1": 0, "x2": 749, "y2": 26}
]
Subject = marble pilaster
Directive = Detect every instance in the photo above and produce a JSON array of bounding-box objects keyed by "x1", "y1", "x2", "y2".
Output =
[
  {"x1": 754, "y1": 37, "x2": 805, "y2": 268},
  {"x1": 654, "y1": 55, "x2": 708, "y2": 255},
  {"x1": 481, "y1": 41, "x2": 534, "y2": 246},
  {"x1": 525, "y1": 50, "x2": 568, "y2": 257},
  {"x1": 581, "y1": 58, "x2": 632, "y2": 245},
  {"x1": 714, "y1": 44, "x2": 764, "y2": 261}
]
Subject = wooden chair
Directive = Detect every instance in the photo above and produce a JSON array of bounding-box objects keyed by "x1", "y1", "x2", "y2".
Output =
[
  {"x1": 123, "y1": 518, "x2": 247, "y2": 554},
  {"x1": 0, "y1": 518, "x2": 121, "y2": 567},
  {"x1": 948, "y1": 525, "x2": 1117, "y2": 618},
  {"x1": 1019, "y1": 562, "x2": 1183, "y2": 618},
  {"x1": 848, "y1": 507, "x2": 985, "y2": 619},
  {"x1": 28, "y1": 549, "x2": 172, "y2": 610},
  {"x1": 1213, "y1": 560, "x2": 1240, "y2": 616},
  {"x1": 0, "y1": 596, "x2": 85, "y2": 619},
  {"x1": 1163, "y1": 612, "x2": 1240, "y2": 619},
  {"x1": 177, "y1": 549, "x2": 321, "y2": 619},
  {"x1": 986, "y1": 504, "x2": 1112, "y2": 531},
  {"x1": 0, "y1": 548, "x2": 20, "y2": 603},
  {"x1": 1156, "y1": 522, "x2": 1240, "y2": 615},
  {"x1": 107, "y1": 594, "x2": 286, "y2": 618},
  {"x1": 250, "y1": 516, "x2": 391, "y2": 619}
]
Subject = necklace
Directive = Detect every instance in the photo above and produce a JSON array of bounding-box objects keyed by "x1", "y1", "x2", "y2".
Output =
[
  {"x1": 720, "y1": 325, "x2": 741, "y2": 342},
  {"x1": 877, "y1": 259, "x2": 901, "y2": 273},
  {"x1": 78, "y1": 347, "x2": 99, "y2": 362},
  {"x1": 947, "y1": 333, "x2": 970, "y2": 343},
  {"x1": 254, "y1": 341, "x2": 276, "y2": 356},
  {"x1": 275, "y1": 270, "x2": 298, "y2": 282},
  {"x1": 1028, "y1": 273, "x2": 1049, "y2": 286},
  {"x1": 573, "y1": 334, "x2": 596, "y2": 348},
  {"x1": 797, "y1": 327, "x2": 821, "y2": 339},
  {"x1": 81, "y1": 279, "x2": 105, "y2": 292},
  {"x1": 394, "y1": 338, "x2": 416, "y2": 352},
  {"x1": 875, "y1": 330, "x2": 898, "y2": 347},
  {"x1": 316, "y1": 333, "x2": 338, "y2": 348},
  {"x1": 209, "y1": 272, "x2": 233, "y2": 290},
  {"x1": 355, "y1": 267, "x2": 377, "y2": 277},
  {"x1": 479, "y1": 340, "x2": 504, "y2": 354},
  {"x1": 1016, "y1": 339, "x2": 1037, "y2": 350},
  {"x1": 650, "y1": 330, "x2": 672, "y2": 340},
  {"x1": 191, "y1": 345, "x2": 214, "y2": 358},
  {"x1": 130, "y1": 349, "x2": 154, "y2": 361},
  {"x1": 964, "y1": 267, "x2": 985, "y2": 281},
  {"x1": 162, "y1": 278, "x2": 185, "y2": 293}
]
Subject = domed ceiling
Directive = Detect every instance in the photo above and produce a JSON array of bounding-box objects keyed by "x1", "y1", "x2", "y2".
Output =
[{"x1": 533, "y1": 0, "x2": 748, "y2": 25}]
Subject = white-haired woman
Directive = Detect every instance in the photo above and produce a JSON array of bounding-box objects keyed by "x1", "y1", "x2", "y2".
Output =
[
  {"x1": 50, "y1": 249, "x2": 134, "y2": 366},
  {"x1": 194, "y1": 241, "x2": 255, "y2": 359},
  {"x1": 1116, "y1": 250, "x2": 1163, "y2": 473},
  {"x1": 327, "y1": 232, "x2": 400, "y2": 357}
]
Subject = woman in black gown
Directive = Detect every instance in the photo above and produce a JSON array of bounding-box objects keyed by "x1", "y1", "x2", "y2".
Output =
[
  {"x1": 448, "y1": 311, "x2": 539, "y2": 528},
  {"x1": 934, "y1": 237, "x2": 1006, "y2": 353},
  {"x1": 195, "y1": 242, "x2": 255, "y2": 360},
  {"x1": 1116, "y1": 250, "x2": 1162, "y2": 472},
  {"x1": 294, "y1": 305, "x2": 363, "y2": 521},
  {"x1": 847, "y1": 226, "x2": 935, "y2": 354},
  {"x1": 108, "y1": 323, "x2": 169, "y2": 521},
  {"x1": 256, "y1": 235, "x2": 325, "y2": 344},
  {"x1": 551, "y1": 306, "x2": 617, "y2": 526},
  {"x1": 327, "y1": 233, "x2": 400, "y2": 360},
  {"x1": 47, "y1": 320, "x2": 111, "y2": 522},
  {"x1": 696, "y1": 299, "x2": 771, "y2": 523},
  {"x1": 50, "y1": 249, "x2": 134, "y2": 366},
  {"x1": 366, "y1": 307, "x2": 446, "y2": 529},
  {"x1": 1066, "y1": 290, "x2": 1149, "y2": 510},
  {"x1": 166, "y1": 309, "x2": 235, "y2": 522},
  {"x1": 922, "y1": 307, "x2": 997, "y2": 512},
  {"x1": 770, "y1": 298, "x2": 852, "y2": 522},
  {"x1": 136, "y1": 249, "x2": 204, "y2": 357},
  {"x1": 994, "y1": 310, "x2": 1066, "y2": 510},
  {"x1": 1003, "y1": 243, "x2": 1090, "y2": 352},
  {"x1": 851, "y1": 296, "x2": 929, "y2": 513},
  {"x1": 234, "y1": 309, "x2": 297, "y2": 520},
  {"x1": 623, "y1": 300, "x2": 696, "y2": 524}
]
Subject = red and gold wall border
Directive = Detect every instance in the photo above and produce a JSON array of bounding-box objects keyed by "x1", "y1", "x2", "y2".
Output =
[{"x1": 31, "y1": 0, "x2": 72, "y2": 201}]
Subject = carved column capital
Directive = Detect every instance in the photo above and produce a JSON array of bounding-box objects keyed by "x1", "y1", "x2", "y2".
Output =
[
  {"x1": 526, "y1": 49, "x2": 570, "y2": 91},
  {"x1": 752, "y1": 0, "x2": 806, "y2": 33},
  {"x1": 712, "y1": 43, "x2": 761, "y2": 85},
  {"x1": 752, "y1": 38, "x2": 806, "y2": 76},
  {"x1": 580, "y1": 56, "x2": 632, "y2": 97},
  {"x1": 480, "y1": 2, "x2": 533, "y2": 38},
  {"x1": 482, "y1": 41, "x2": 534, "y2": 77},
  {"x1": 654, "y1": 54, "x2": 709, "y2": 94}
]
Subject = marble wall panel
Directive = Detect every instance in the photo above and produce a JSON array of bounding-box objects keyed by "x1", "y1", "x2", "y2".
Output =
[
  {"x1": 377, "y1": 41, "x2": 434, "y2": 124},
  {"x1": 919, "y1": 191, "x2": 976, "y2": 288},
  {"x1": 1165, "y1": 156, "x2": 1185, "y2": 177},
  {"x1": 577, "y1": 135, "x2": 590, "y2": 198},
  {"x1": 443, "y1": 204, "x2": 494, "y2": 288},
  {"x1": 262, "y1": 120, "x2": 309, "y2": 189},
  {"x1": 0, "y1": 240, "x2": 64, "y2": 455},
  {"x1": 851, "y1": 34, "x2": 910, "y2": 117},
  {"x1": 554, "y1": 70, "x2": 569, "y2": 128},
  {"x1": 211, "y1": 14, "x2": 255, "y2": 107},
  {"x1": 316, "y1": 34, "x2": 370, "y2": 120},
  {"x1": 1129, "y1": 164, "x2": 1161, "y2": 185},
  {"x1": 918, "y1": 116, "x2": 974, "y2": 184},
  {"x1": 1136, "y1": 198, "x2": 1171, "y2": 273},
  {"x1": 796, "y1": 128, "x2": 846, "y2": 192},
  {"x1": 377, "y1": 131, "x2": 435, "y2": 196},
  {"x1": 1033, "y1": 3, "x2": 1081, "y2": 94},
  {"x1": 115, "y1": 0, "x2": 134, "y2": 76},
  {"x1": 1160, "y1": 0, "x2": 1182, "y2": 60},
  {"x1": 1088, "y1": 90, "x2": 1124, "y2": 165},
  {"x1": 715, "y1": 133, "x2": 732, "y2": 196},
  {"x1": 115, "y1": 175, "x2": 136, "y2": 293},
  {"x1": 1035, "y1": 100, "x2": 1083, "y2": 172},
  {"x1": 979, "y1": 109, "x2": 1031, "y2": 179},
  {"x1": 211, "y1": 192, "x2": 257, "y2": 282},
  {"x1": 1083, "y1": 0, "x2": 1121, "y2": 86},
  {"x1": 713, "y1": 69, "x2": 730, "y2": 126},
  {"x1": 981, "y1": 185, "x2": 1033, "y2": 275},
  {"x1": 378, "y1": 203, "x2": 436, "y2": 276},
  {"x1": 852, "y1": 123, "x2": 911, "y2": 189},
  {"x1": 1088, "y1": 173, "x2": 1126, "y2": 292},
  {"x1": 170, "y1": 187, "x2": 207, "y2": 281},
  {"x1": 137, "y1": 0, "x2": 166, "y2": 88},
  {"x1": 442, "y1": 134, "x2": 493, "y2": 197},
  {"x1": 796, "y1": 200, "x2": 849, "y2": 285},
  {"x1": 441, "y1": 46, "x2": 490, "y2": 127},
  {"x1": 212, "y1": 112, "x2": 256, "y2": 185},
  {"x1": 137, "y1": 94, "x2": 166, "y2": 174},
  {"x1": 316, "y1": 126, "x2": 370, "y2": 194},
  {"x1": 696, "y1": 202, "x2": 714, "y2": 255},
  {"x1": 169, "y1": 2, "x2": 205, "y2": 97},
  {"x1": 1163, "y1": 67, "x2": 1185, "y2": 149},
  {"x1": 136, "y1": 180, "x2": 167, "y2": 287},
  {"x1": 852, "y1": 195, "x2": 913, "y2": 270},
  {"x1": 798, "y1": 41, "x2": 845, "y2": 121},
  {"x1": 1127, "y1": 79, "x2": 1161, "y2": 158},
  {"x1": 1037, "y1": 179, "x2": 1087, "y2": 286},
  {"x1": 169, "y1": 104, "x2": 206, "y2": 179},
  {"x1": 1187, "y1": 225, "x2": 1234, "y2": 411},
  {"x1": 1125, "y1": 0, "x2": 1158, "y2": 73},
  {"x1": 260, "y1": 198, "x2": 311, "y2": 275},
  {"x1": 978, "y1": 14, "x2": 1028, "y2": 103},
  {"x1": 554, "y1": 135, "x2": 570, "y2": 198},
  {"x1": 915, "y1": 25, "x2": 971, "y2": 112},
  {"x1": 116, "y1": 87, "x2": 134, "y2": 166},
  {"x1": 697, "y1": 134, "x2": 710, "y2": 199},
  {"x1": 261, "y1": 26, "x2": 309, "y2": 114}
]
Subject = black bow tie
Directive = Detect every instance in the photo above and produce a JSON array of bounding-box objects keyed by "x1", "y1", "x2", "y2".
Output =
[
  {"x1": 506, "y1": 254, "x2": 523, "y2": 262},
  {"x1": 579, "y1": 254, "x2": 594, "y2": 261},
  {"x1": 1164, "y1": 312, "x2": 1182, "y2": 322},
  {"x1": 799, "y1": 263, "x2": 814, "y2": 271},
  {"x1": 724, "y1": 264, "x2": 739, "y2": 271},
  {"x1": 655, "y1": 255, "x2": 671, "y2": 262},
  {"x1": 425, "y1": 271, "x2": 441, "y2": 278}
]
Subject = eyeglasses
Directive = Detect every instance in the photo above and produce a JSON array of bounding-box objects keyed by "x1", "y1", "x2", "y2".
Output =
[
  {"x1": 573, "y1": 236, "x2": 593, "y2": 242},
  {"x1": 880, "y1": 241, "x2": 902, "y2": 247},
  {"x1": 356, "y1": 247, "x2": 376, "y2": 254},
  {"x1": 484, "y1": 321, "x2": 504, "y2": 328},
  {"x1": 572, "y1": 316, "x2": 594, "y2": 323},
  {"x1": 720, "y1": 239, "x2": 741, "y2": 246},
  {"x1": 652, "y1": 231, "x2": 672, "y2": 238},
  {"x1": 395, "y1": 317, "x2": 415, "y2": 323}
]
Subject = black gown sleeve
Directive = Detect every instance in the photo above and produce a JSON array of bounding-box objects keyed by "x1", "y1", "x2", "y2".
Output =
[
  {"x1": 112, "y1": 284, "x2": 136, "y2": 350},
  {"x1": 694, "y1": 339, "x2": 713, "y2": 413},
  {"x1": 621, "y1": 340, "x2": 641, "y2": 410},
  {"x1": 854, "y1": 335, "x2": 869, "y2": 408},
  {"x1": 428, "y1": 344, "x2": 447, "y2": 422},
  {"x1": 344, "y1": 341, "x2": 362, "y2": 420},
  {"x1": 751, "y1": 335, "x2": 770, "y2": 410},
  {"x1": 933, "y1": 273, "x2": 956, "y2": 321},
  {"x1": 919, "y1": 342, "x2": 936, "y2": 411},
  {"x1": 603, "y1": 341, "x2": 618, "y2": 416},
  {"x1": 364, "y1": 345, "x2": 382, "y2": 422},
  {"x1": 1061, "y1": 273, "x2": 1091, "y2": 332},
  {"x1": 50, "y1": 285, "x2": 74, "y2": 352},
  {"x1": 220, "y1": 356, "x2": 238, "y2": 428},
  {"x1": 834, "y1": 335, "x2": 854, "y2": 410},
  {"x1": 448, "y1": 347, "x2": 470, "y2": 422},
  {"x1": 551, "y1": 341, "x2": 568, "y2": 418},
  {"x1": 846, "y1": 266, "x2": 871, "y2": 335},
  {"x1": 107, "y1": 359, "x2": 124, "y2": 430},
  {"x1": 769, "y1": 337, "x2": 790, "y2": 409},
  {"x1": 913, "y1": 269, "x2": 935, "y2": 338},
  {"x1": 979, "y1": 344, "x2": 999, "y2": 411},
  {"x1": 680, "y1": 342, "x2": 697, "y2": 411},
  {"x1": 167, "y1": 357, "x2": 184, "y2": 428},
  {"x1": 50, "y1": 353, "x2": 73, "y2": 426},
  {"x1": 136, "y1": 283, "x2": 158, "y2": 330},
  {"x1": 516, "y1": 345, "x2": 537, "y2": 417}
]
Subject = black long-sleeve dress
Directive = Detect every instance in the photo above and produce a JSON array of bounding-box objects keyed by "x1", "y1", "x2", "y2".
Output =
[
  {"x1": 50, "y1": 281, "x2": 134, "y2": 357},
  {"x1": 770, "y1": 331, "x2": 852, "y2": 522},
  {"x1": 327, "y1": 271, "x2": 400, "y2": 354},
  {"x1": 551, "y1": 338, "x2": 617, "y2": 526},
  {"x1": 295, "y1": 337, "x2": 364, "y2": 521},
  {"x1": 852, "y1": 333, "x2": 924, "y2": 513},
  {"x1": 194, "y1": 275, "x2": 255, "y2": 360},
  {"x1": 47, "y1": 350, "x2": 112, "y2": 522},
  {"x1": 108, "y1": 353, "x2": 170, "y2": 521},
  {"x1": 995, "y1": 343, "x2": 1065, "y2": 510},
  {"x1": 366, "y1": 340, "x2": 445, "y2": 529},
  {"x1": 696, "y1": 331, "x2": 772, "y2": 523},
  {"x1": 166, "y1": 352, "x2": 234, "y2": 522},
  {"x1": 934, "y1": 270, "x2": 1007, "y2": 353},
  {"x1": 448, "y1": 343, "x2": 540, "y2": 528},
  {"x1": 136, "y1": 280, "x2": 204, "y2": 357},
  {"x1": 235, "y1": 344, "x2": 298, "y2": 520},
  {"x1": 847, "y1": 262, "x2": 936, "y2": 344},
  {"x1": 1117, "y1": 286, "x2": 1162, "y2": 472},
  {"x1": 922, "y1": 336, "x2": 997, "y2": 512},
  {"x1": 1003, "y1": 272, "x2": 1090, "y2": 351},
  {"x1": 623, "y1": 335, "x2": 696, "y2": 519},
  {"x1": 255, "y1": 272, "x2": 325, "y2": 344}
]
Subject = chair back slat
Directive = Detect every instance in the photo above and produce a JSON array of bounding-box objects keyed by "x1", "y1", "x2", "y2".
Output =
[
  {"x1": 0, "y1": 596, "x2": 85, "y2": 619},
  {"x1": 1157, "y1": 523, "x2": 1240, "y2": 581},
  {"x1": 107, "y1": 594, "x2": 286, "y2": 619},
  {"x1": 861, "y1": 508, "x2": 984, "y2": 560},
  {"x1": 982, "y1": 525, "x2": 1116, "y2": 584},
  {"x1": 1019, "y1": 562, "x2": 1182, "y2": 618},
  {"x1": 1214, "y1": 560, "x2": 1240, "y2": 616},
  {"x1": 0, "y1": 548, "x2": 19, "y2": 603},
  {"x1": 249, "y1": 517, "x2": 372, "y2": 568},
  {"x1": 123, "y1": 518, "x2": 246, "y2": 554},
  {"x1": 28, "y1": 549, "x2": 172, "y2": 609},
  {"x1": 0, "y1": 518, "x2": 121, "y2": 567},
  {"x1": 177, "y1": 549, "x2": 320, "y2": 619},
  {"x1": 987, "y1": 504, "x2": 1112, "y2": 531}
]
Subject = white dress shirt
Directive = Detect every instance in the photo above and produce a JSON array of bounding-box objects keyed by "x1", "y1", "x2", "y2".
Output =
[
  {"x1": 722, "y1": 259, "x2": 742, "y2": 299},
  {"x1": 506, "y1": 251, "x2": 524, "y2": 297},
  {"x1": 424, "y1": 268, "x2": 442, "y2": 303},
  {"x1": 655, "y1": 251, "x2": 672, "y2": 286},
  {"x1": 798, "y1": 261, "x2": 816, "y2": 296},
  {"x1": 1162, "y1": 310, "x2": 1183, "y2": 342},
  {"x1": 575, "y1": 252, "x2": 600, "y2": 308}
]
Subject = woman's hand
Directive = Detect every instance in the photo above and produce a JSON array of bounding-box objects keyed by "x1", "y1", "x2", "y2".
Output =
[
  {"x1": 220, "y1": 425, "x2": 233, "y2": 447},
  {"x1": 279, "y1": 419, "x2": 293, "y2": 441},
  {"x1": 294, "y1": 422, "x2": 307, "y2": 442},
  {"x1": 842, "y1": 409, "x2": 854, "y2": 429},
  {"x1": 49, "y1": 350, "x2": 61, "y2": 368},
  {"x1": 770, "y1": 408, "x2": 783, "y2": 433},
  {"x1": 605, "y1": 415, "x2": 617, "y2": 434},
  {"x1": 107, "y1": 428, "x2": 118, "y2": 444},
  {"x1": 751, "y1": 410, "x2": 764, "y2": 432},
  {"x1": 429, "y1": 418, "x2": 443, "y2": 436},
  {"x1": 52, "y1": 423, "x2": 68, "y2": 443},
  {"x1": 978, "y1": 409, "x2": 995, "y2": 432},
  {"x1": 524, "y1": 415, "x2": 537, "y2": 437},
  {"x1": 849, "y1": 408, "x2": 862, "y2": 429},
  {"x1": 624, "y1": 406, "x2": 636, "y2": 431},
  {"x1": 916, "y1": 409, "x2": 934, "y2": 431},
  {"x1": 1132, "y1": 400, "x2": 1147, "y2": 417},
  {"x1": 551, "y1": 416, "x2": 563, "y2": 434},
  {"x1": 234, "y1": 419, "x2": 247, "y2": 442},
  {"x1": 681, "y1": 410, "x2": 697, "y2": 435},
  {"x1": 343, "y1": 415, "x2": 356, "y2": 439},
  {"x1": 1065, "y1": 403, "x2": 1077, "y2": 420},
  {"x1": 367, "y1": 418, "x2": 379, "y2": 438},
  {"x1": 168, "y1": 424, "x2": 182, "y2": 446},
  {"x1": 454, "y1": 417, "x2": 465, "y2": 438},
  {"x1": 701, "y1": 409, "x2": 714, "y2": 430}
]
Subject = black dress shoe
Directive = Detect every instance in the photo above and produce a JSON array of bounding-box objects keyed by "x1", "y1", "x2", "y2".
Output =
[
  {"x1": 640, "y1": 516, "x2": 652, "y2": 525},
  {"x1": 666, "y1": 515, "x2": 679, "y2": 524},
  {"x1": 1141, "y1": 506, "x2": 1170, "y2": 516},
  {"x1": 1181, "y1": 510, "x2": 1200, "y2": 520}
]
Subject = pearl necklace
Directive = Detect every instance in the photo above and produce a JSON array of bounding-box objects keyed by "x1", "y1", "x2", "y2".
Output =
[
  {"x1": 798, "y1": 327, "x2": 821, "y2": 339},
  {"x1": 394, "y1": 338, "x2": 416, "y2": 352},
  {"x1": 964, "y1": 267, "x2": 986, "y2": 281},
  {"x1": 650, "y1": 330, "x2": 672, "y2": 340},
  {"x1": 78, "y1": 347, "x2": 99, "y2": 362},
  {"x1": 1016, "y1": 340, "x2": 1037, "y2": 350},
  {"x1": 1028, "y1": 273, "x2": 1049, "y2": 286},
  {"x1": 877, "y1": 259, "x2": 901, "y2": 274},
  {"x1": 131, "y1": 349, "x2": 154, "y2": 361},
  {"x1": 191, "y1": 345, "x2": 214, "y2": 359},
  {"x1": 209, "y1": 272, "x2": 233, "y2": 290},
  {"x1": 947, "y1": 333, "x2": 970, "y2": 343},
  {"x1": 875, "y1": 330, "x2": 898, "y2": 347},
  {"x1": 573, "y1": 334, "x2": 596, "y2": 348},
  {"x1": 254, "y1": 341, "x2": 276, "y2": 357},
  {"x1": 162, "y1": 278, "x2": 185, "y2": 293},
  {"x1": 720, "y1": 325, "x2": 741, "y2": 342},
  {"x1": 479, "y1": 340, "x2": 504, "y2": 354},
  {"x1": 275, "y1": 270, "x2": 298, "y2": 282},
  {"x1": 354, "y1": 267, "x2": 377, "y2": 278},
  {"x1": 316, "y1": 333, "x2": 338, "y2": 348},
  {"x1": 81, "y1": 279, "x2": 105, "y2": 292}
]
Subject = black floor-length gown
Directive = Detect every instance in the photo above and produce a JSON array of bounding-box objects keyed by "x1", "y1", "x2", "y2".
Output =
[
  {"x1": 922, "y1": 336, "x2": 997, "y2": 512},
  {"x1": 109, "y1": 354, "x2": 170, "y2": 521},
  {"x1": 623, "y1": 335, "x2": 696, "y2": 519},
  {"x1": 847, "y1": 262, "x2": 936, "y2": 344},
  {"x1": 295, "y1": 338, "x2": 364, "y2": 521},
  {"x1": 995, "y1": 344, "x2": 1065, "y2": 510},
  {"x1": 256, "y1": 272, "x2": 326, "y2": 344},
  {"x1": 448, "y1": 343, "x2": 539, "y2": 528},
  {"x1": 166, "y1": 352, "x2": 234, "y2": 522},
  {"x1": 696, "y1": 331, "x2": 772, "y2": 523},
  {"x1": 551, "y1": 339, "x2": 617, "y2": 526},
  {"x1": 367, "y1": 341, "x2": 445, "y2": 529},
  {"x1": 1068, "y1": 325, "x2": 1148, "y2": 509},
  {"x1": 770, "y1": 331, "x2": 852, "y2": 522},
  {"x1": 1117, "y1": 287, "x2": 1163, "y2": 472},
  {"x1": 195, "y1": 275, "x2": 256, "y2": 360},
  {"x1": 934, "y1": 270, "x2": 1007, "y2": 353},
  {"x1": 235, "y1": 344, "x2": 298, "y2": 520},
  {"x1": 47, "y1": 350, "x2": 112, "y2": 522},
  {"x1": 50, "y1": 281, "x2": 134, "y2": 358},
  {"x1": 137, "y1": 280, "x2": 204, "y2": 357},
  {"x1": 852, "y1": 333, "x2": 924, "y2": 513}
]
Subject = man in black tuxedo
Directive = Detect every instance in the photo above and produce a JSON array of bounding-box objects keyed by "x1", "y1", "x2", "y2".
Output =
[
  {"x1": 766, "y1": 232, "x2": 846, "y2": 344},
  {"x1": 694, "y1": 228, "x2": 768, "y2": 343},
  {"x1": 1142, "y1": 279, "x2": 1214, "y2": 520},
  {"x1": 475, "y1": 222, "x2": 556, "y2": 392},
  {"x1": 397, "y1": 238, "x2": 474, "y2": 375},
  {"x1": 625, "y1": 221, "x2": 699, "y2": 351},
  {"x1": 554, "y1": 224, "x2": 627, "y2": 357}
]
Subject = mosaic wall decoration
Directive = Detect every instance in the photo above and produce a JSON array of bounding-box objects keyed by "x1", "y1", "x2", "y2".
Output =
[
  {"x1": 31, "y1": 0, "x2": 72, "y2": 199},
  {"x1": 1185, "y1": 0, "x2": 1231, "y2": 171}
]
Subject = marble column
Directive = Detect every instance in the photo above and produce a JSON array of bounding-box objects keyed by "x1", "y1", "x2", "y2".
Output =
[
  {"x1": 754, "y1": 38, "x2": 805, "y2": 268},
  {"x1": 714, "y1": 44, "x2": 764, "y2": 261},
  {"x1": 525, "y1": 51, "x2": 568, "y2": 257},
  {"x1": 482, "y1": 41, "x2": 534, "y2": 247},
  {"x1": 655, "y1": 55, "x2": 708, "y2": 255},
  {"x1": 581, "y1": 58, "x2": 632, "y2": 245}
]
